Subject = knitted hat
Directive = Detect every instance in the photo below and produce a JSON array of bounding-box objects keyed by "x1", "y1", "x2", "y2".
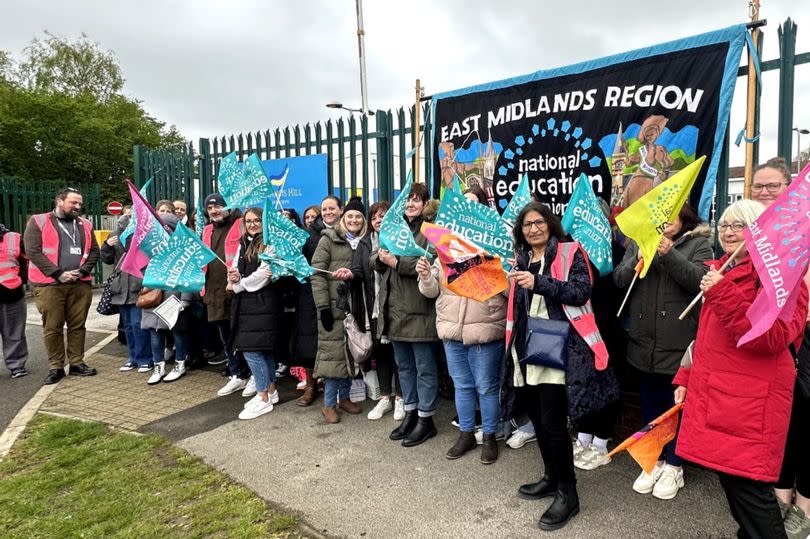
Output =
[
  {"x1": 204, "y1": 193, "x2": 226, "y2": 208},
  {"x1": 343, "y1": 196, "x2": 366, "y2": 217},
  {"x1": 159, "y1": 213, "x2": 179, "y2": 231}
]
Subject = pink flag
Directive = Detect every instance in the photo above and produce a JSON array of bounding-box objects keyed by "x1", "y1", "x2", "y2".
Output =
[
  {"x1": 739, "y1": 163, "x2": 810, "y2": 346},
  {"x1": 120, "y1": 180, "x2": 171, "y2": 278}
]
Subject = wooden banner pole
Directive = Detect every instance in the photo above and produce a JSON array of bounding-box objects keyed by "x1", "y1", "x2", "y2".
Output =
[
  {"x1": 678, "y1": 242, "x2": 745, "y2": 320},
  {"x1": 414, "y1": 79, "x2": 422, "y2": 183},
  {"x1": 742, "y1": 1, "x2": 762, "y2": 199}
]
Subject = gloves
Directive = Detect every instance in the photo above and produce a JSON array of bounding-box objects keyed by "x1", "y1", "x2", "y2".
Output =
[{"x1": 320, "y1": 308, "x2": 334, "y2": 332}]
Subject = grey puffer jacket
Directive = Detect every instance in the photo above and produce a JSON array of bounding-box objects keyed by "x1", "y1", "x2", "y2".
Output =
[
  {"x1": 418, "y1": 258, "x2": 506, "y2": 345},
  {"x1": 99, "y1": 217, "x2": 143, "y2": 306},
  {"x1": 613, "y1": 224, "x2": 713, "y2": 375},
  {"x1": 372, "y1": 216, "x2": 438, "y2": 343}
]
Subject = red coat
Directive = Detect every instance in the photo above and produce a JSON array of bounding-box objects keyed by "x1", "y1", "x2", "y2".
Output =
[{"x1": 673, "y1": 254, "x2": 808, "y2": 482}]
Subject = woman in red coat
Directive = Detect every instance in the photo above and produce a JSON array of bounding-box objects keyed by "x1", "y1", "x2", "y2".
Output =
[{"x1": 673, "y1": 199, "x2": 808, "y2": 539}]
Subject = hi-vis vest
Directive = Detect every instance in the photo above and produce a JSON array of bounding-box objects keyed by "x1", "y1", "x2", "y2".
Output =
[
  {"x1": 0, "y1": 232, "x2": 23, "y2": 289},
  {"x1": 202, "y1": 220, "x2": 244, "y2": 268},
  {"x1": 551, "y1": 242, "x2": 609, "y2": 371},
  {"x1": 28, "y1": 213, "x2": 93, "y2": 285}
]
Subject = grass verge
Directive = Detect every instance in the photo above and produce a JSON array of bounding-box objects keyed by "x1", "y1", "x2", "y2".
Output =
[{"x1": 0, "y1": 414, "x2": 303, "y2": 538}]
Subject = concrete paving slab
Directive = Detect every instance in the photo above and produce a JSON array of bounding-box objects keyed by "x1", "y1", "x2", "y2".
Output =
[{"x1": 179, "y1": 400, "x2": 738, "y2": 538}]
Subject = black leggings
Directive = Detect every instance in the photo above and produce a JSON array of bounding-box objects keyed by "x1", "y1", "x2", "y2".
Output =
[
  {"x1": 776, "y1": 380, "x2": 810, "y2": 497},
  {"x1": 717, "y1": 472, "x2": 787, "y2": 539},
  {"x1": 518, "y1": 383, "x2": 576, "y2": 484},
  {"x1": 572, "y1": 400, "x2": 619, "y2": 440},
  {"x1": 374, "y1": 342, "x2": 400, "y2": 396}
]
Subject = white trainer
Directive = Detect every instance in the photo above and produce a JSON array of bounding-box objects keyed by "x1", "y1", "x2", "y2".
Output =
[
  {"x1": 393, "y1": 397, "x2": 405, "y2": 421},
  {"x1": 268, "y1": 389, "x2": 280, "y2": 404},
  {"x1": 633, "y1": 462, "x2": 665, "y2": 494},
  {"x1": 147, "y1": 362, "x2": 165, "y2": 385},
  {"x1": 575, "y1": 445, "x2": 611, "y2": 471},
  {"x1": 474, "y1": 428, "x2": 506, "y2": 445},
  {"x1": 136, "y1": 364, "x2": 152, "y2": 373},
  {"x1": 367, "y1": 397, "x2": 393, "y2": 420},
  {"x1": 506, "y1": 429, "x2": 537, "y2": 449},
  {"x1": 238, "y1": 397, "x2": 274, "y2": 419},
  {"x1": 119, "y1": 362, "x2": 137, "y2": 372},
  {"x1": 652, "y1": 464, "x2": 684, "y2": 500},
  {"x1": 217, "y1": 375, "x2": 248, "y2": 396},
  {"x1": 241, "y1": 376, "x2": 257, "y2": 397},
  {"x1": 163, "y1": 360, "x2": 186, "y2": 383},
  {"x1": 573, "y1": 440, "x2": 587, "y2": 460}
]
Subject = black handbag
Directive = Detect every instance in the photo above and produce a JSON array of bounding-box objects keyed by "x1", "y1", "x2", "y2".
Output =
[
  {"x1": 96, "y1": 270, "x2": 120, "y2": 316},
  {"x1": 519, "y1": 290, "x2": 570, "y2": 370}
]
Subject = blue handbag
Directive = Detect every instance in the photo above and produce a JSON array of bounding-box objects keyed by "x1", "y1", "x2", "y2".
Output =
[{"x1": 520, "y1": 290, "x2": 570, "y2": 370}]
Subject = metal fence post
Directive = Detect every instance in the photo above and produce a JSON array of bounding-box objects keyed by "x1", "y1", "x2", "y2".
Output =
[
  {"x1": 133, "y1": 145, "x2": 147, "y2": 188},
  {"x1": 777, "y1": 18, "x2": 797, "y2": 166},
  {"x1": 199, "y1": 138, "x2": 212, "y2": 196},
  {"x1": 375, "y1": 110, "x2": 392, "y2": 201}
]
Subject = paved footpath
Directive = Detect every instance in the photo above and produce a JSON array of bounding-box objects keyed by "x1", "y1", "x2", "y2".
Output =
[{"x1": 3, "y1": 303, "x2": 739, "y2": 538}]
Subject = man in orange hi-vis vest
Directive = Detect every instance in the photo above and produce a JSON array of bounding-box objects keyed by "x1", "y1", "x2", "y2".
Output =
[
  {"x1": 0, "y1": 221, "x2": 29, "y2": 379},
  {"x1": 24, "y1": 187, "x2": 100, "y2": 385}
]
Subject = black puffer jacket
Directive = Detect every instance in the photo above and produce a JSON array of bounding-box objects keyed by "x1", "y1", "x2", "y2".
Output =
[
  {"x1": 613, "y1": 224, "x2": 713, "y2": 375},
  {"x1": 291, "y1": 218, "x2": 324, "y2": 365},
  {"x1": 230, "y1": 235, "x2": 284, "y2": 353}
]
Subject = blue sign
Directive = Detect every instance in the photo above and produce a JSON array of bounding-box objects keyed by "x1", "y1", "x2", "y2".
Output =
[{"x1": 260, "y1": 154, "x2": 328, "y2": 216}]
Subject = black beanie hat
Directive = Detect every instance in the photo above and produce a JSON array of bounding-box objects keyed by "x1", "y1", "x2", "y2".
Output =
[
  {"x1": 343, "y1": 196, "x2": 366, "y2": 217},
  {"x1": 204, "y1": 193, "x2": 226, "y2": 208}
]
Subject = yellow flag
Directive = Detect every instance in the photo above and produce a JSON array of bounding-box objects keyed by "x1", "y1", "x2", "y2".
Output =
[{"x1": 615, "y1": 156, "x2": 706, "y2": 278}]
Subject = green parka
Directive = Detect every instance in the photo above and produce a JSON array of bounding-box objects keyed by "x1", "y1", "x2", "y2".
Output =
[
  {"x1": 372, "y1": 216, "x2": 438, "y2": 343},
  {"x1": 311, "y1": 228, "x2": 356, "y2": 379}
]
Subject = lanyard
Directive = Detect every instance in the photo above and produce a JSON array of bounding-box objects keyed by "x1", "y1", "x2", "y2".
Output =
[{"x1": 56, "y1": 219, "x2": 79, "y2": 247}]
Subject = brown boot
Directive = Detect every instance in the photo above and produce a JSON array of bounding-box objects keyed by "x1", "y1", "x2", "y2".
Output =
[
  {"x1": 322, "y1": 406, "x2": 340, "y2": 424},
  {"x1": 297, "y1": 370, "x2": 317, "y2": 407},
  {"x1": 338, "y1": 399, "x2": 362, "y2": 415}
]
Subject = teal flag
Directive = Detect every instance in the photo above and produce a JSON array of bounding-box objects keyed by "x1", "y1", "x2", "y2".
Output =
[
  {"x1": 561, "y1": 174, "x2": 613, "y2": 276},
  {"x1": 434, "y1": 187, "x2": 514, "y2": 269},
  {"x1": 119, "y1": 177, "x2": 154, "y2": 245},
  {"x1": 258, "y1": 199, "x2": 313, "y2": 282},
  {"x1": 224, "y1": 153, "x2": 282, "y2": 210},
  {"x1": 143, "y1": 223, "x2": 217, "y2": 293},
  {"x1": 501, "y1": 174, "x2": 532, "y2": 229},
  {"x1": 218, "y1": 152, "x2": 241, "y2": 201},
  {"x1": 379, "y1": 171, "x2": 425, "y2": 257}
]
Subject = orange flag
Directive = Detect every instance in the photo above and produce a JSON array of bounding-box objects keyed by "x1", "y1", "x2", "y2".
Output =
[
  {"x1": 421, "y1": 222, "x2": 507, "y2": 302},
  {"x1": 607, "y1": 403, "x2": 683, "y2": 474}
]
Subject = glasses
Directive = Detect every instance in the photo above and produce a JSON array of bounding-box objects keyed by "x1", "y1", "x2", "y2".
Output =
[
  {"x1": 521, "y1": 219, "x2": 547, "y2": 231},
  {"x1": 718, "y1": 222, "x2": 746, "y2": 232},
  {"x1": 244, "y1": 219, "x2": 261, "y2": 225},
  {"x1": 751, "y1": 182, "x2": 786, "y2": 193}
]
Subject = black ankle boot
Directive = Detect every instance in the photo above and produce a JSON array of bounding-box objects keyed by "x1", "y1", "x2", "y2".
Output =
[
  {"x1": 480, "y1": 433, "x2": 499, "y2": 464},
  {"x1": 446, "y1": 431, "x2": 477, "y2": 459},
  {"x1": 518, "y1": 476, "x2": 557, "y2": 500},
  {"x1": 402, "y1": 416, "x2": 437, "y2": 447},
  {"x1": 389, "y1": 411, "x2": 418, "y2": 440},
  {"x1": 539, "y1": 482, "x2": 580, "y2": 531}
]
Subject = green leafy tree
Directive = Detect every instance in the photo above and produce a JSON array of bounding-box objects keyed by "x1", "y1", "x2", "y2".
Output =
[{"x1": 0, "y1": 33, "x2": 185, "y2": 204}]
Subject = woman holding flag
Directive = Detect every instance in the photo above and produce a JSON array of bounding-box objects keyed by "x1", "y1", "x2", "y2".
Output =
[
  {"x1": 504, "y1": 201, "x2": 617, "y2": 531},
  {"x1": 415, "y1": 236, "x2": 507, "y2": 464},
  {"x1": 613, "y1": 203, "x2": 712, "y2": 499},
  {"x1": 311, "y1": 197, "x2": 367, "y2": 424},
  {"x1": 673, "y1": 199, "x2": 808, "y2": 539},
  {"x1": 226, "y1": 206, "x2": 286, "y2": 420}
]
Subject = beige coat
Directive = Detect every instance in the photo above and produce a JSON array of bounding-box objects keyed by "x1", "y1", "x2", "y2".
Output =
[{"x1": 418, "y1": 259, "x2": 506, "y2": 345}]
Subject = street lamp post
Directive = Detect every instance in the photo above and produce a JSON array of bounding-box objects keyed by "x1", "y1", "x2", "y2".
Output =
[
  {"x1": 325, "y1": 102, "x2": 375, "y2": 115},
  {"x1": 794, "y1": 127, "x2": 809, "y2": 173}
]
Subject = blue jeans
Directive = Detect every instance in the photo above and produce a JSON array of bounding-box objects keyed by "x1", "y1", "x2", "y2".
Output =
[
  {"x1": 243, "y1": 350, "x2": 277, "y2": 393},
  {"x1": 150, "y1": 329, "x2": 187, "y2": 365},
  {"x1": 444, "y1": 339, "x2": 502, "y2": 434},
  {"x1": 216, "y1": 320, "x2": 249, "y2": 379},
  {"x1": 392, "y1": 341, "x2": 438, "y2": 417},
  {"x1": 323, "y1": 378, "x2": 351, "y2": 407},
  {"x1": 639, "y1": 370, "x2": 683, "y2": 466},
  {"x1": 119, "y1": 304, "x2": 151, "y2": 367}
]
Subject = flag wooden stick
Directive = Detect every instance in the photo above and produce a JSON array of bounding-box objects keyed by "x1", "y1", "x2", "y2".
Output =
[
  {"x1": 742, "y1": 2, "x2": 762, "y2": 199},
  {"x1": 414, "y1": 79, "x2": 422, "y2": 183},
  {"x1": 616, "y1": 258, "x2": 644, "y2": 318},
  {"x1": 678, "y1": 242, "x2": 746, "y2": 320}
]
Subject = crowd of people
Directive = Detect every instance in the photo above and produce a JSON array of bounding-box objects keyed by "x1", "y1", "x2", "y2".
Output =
[{"x1": 0, "y1": 157, "x2": 807, "y2": 536}]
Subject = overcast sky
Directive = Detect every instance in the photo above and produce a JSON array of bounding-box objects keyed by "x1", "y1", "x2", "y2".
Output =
[{"x1": 2, "y1": 0, "x2": 809, "y2": 169}]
